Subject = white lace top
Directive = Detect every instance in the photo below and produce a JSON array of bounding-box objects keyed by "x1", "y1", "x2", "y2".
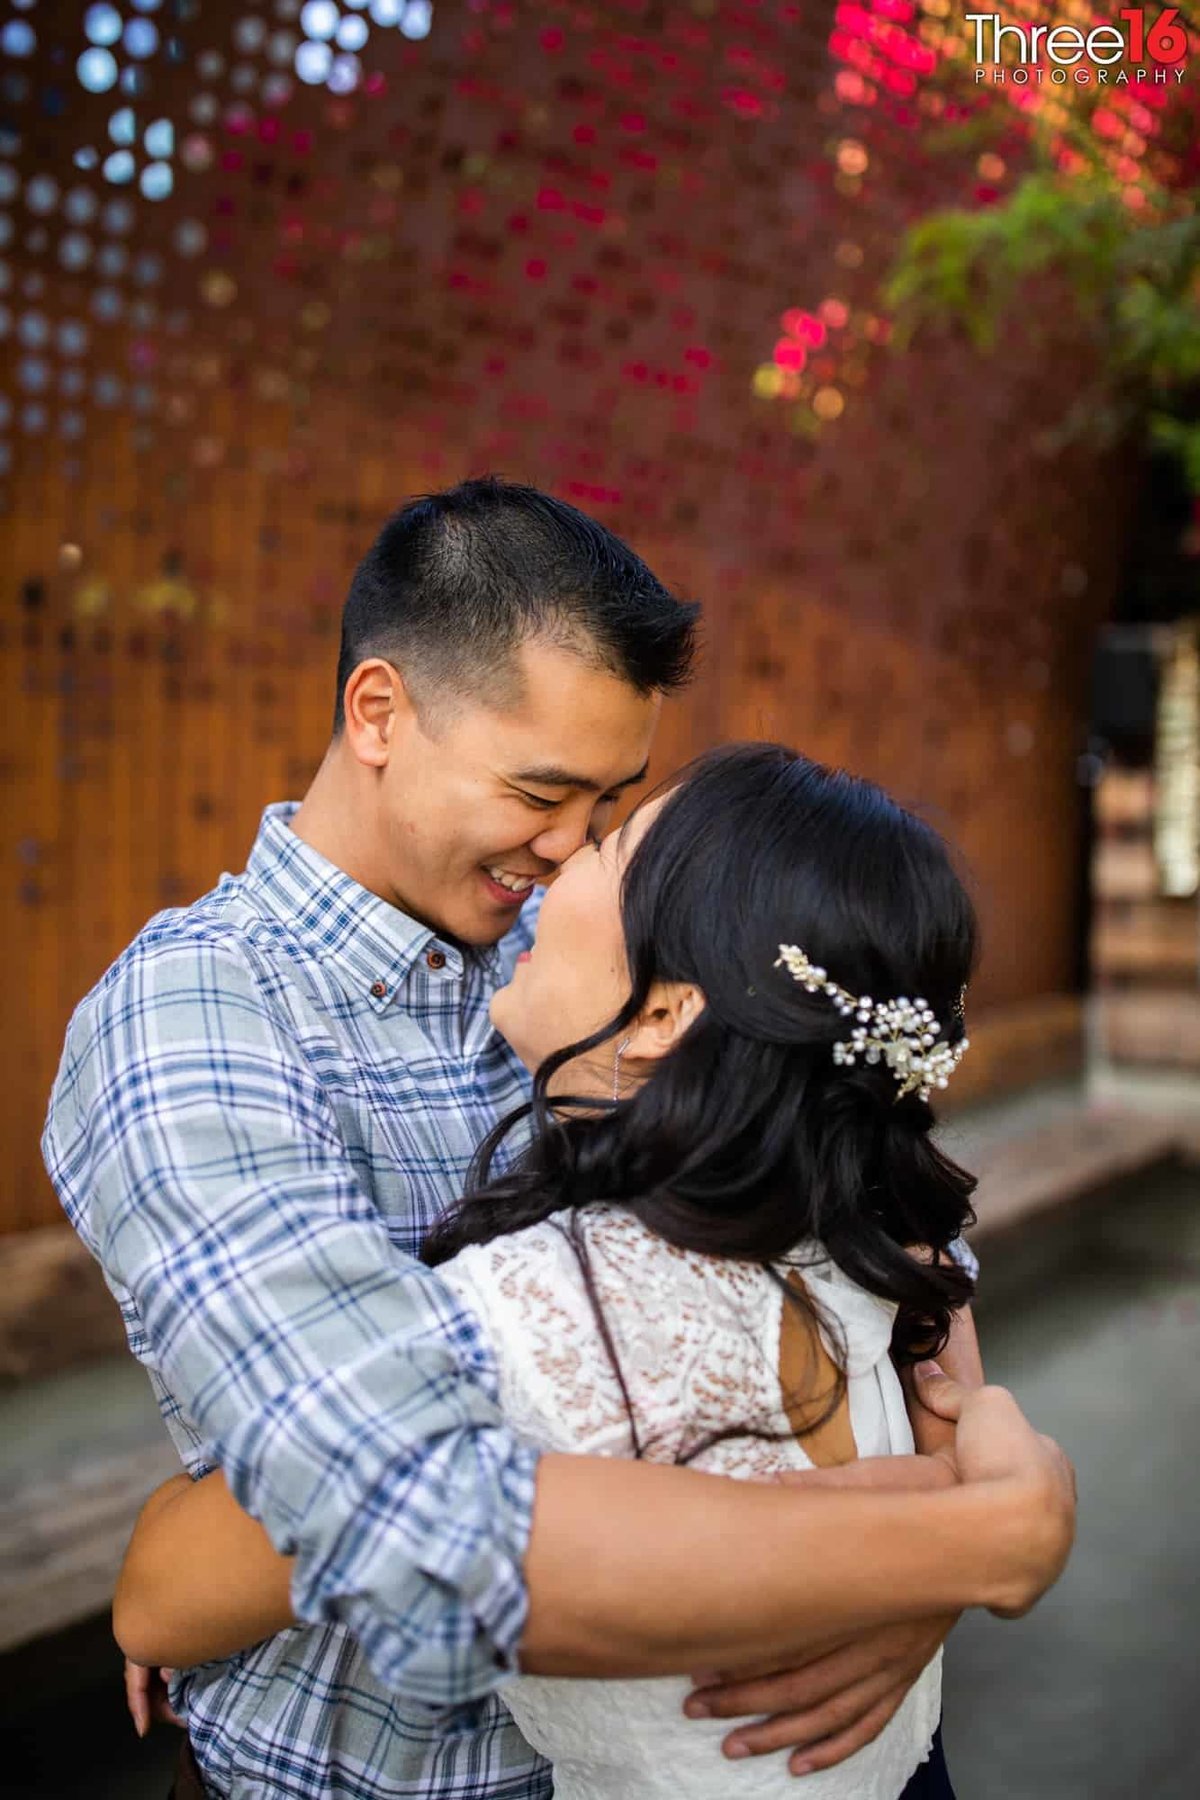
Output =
[{"x1": 440, "y1": 1207, "x2": 941, "y2": 1800}]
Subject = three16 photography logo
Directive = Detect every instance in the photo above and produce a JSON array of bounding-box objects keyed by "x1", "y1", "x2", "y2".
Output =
[{"x1": 968, "y1": 7, "x2": 1191, "y2": 84}]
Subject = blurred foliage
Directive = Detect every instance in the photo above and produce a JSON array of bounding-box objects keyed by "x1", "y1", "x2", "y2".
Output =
[
  {"x1": 882, "y1": 14, "x2": 1200, "y2": 487},
  {"x1": 886, "y1": 176, "x2": 1200, "y2": 479}
]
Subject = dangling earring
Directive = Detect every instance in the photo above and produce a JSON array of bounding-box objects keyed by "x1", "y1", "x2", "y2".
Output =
[{"x1": 612, "y1": 1035, "x2": 632, "y2": 1102}]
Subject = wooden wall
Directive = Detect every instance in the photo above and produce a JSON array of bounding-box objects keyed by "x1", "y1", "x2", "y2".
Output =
[{"x1": 1, "y1": 2, "x2": 1133, "y2": 1231}]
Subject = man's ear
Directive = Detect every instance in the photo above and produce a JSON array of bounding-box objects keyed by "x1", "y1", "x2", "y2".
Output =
[
  {"x1": 626, "y1": 981, "x2": 706, "y2": 1064},
  {"x1": 341, "y1": 659, "x2": 417, "y2": 769}
]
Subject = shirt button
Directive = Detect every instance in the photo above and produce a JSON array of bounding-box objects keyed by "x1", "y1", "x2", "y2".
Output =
[
  {"x1": 370, "y1": 980, "x2": 387, "y2": 999},
  {"x1": 426, "y1": 948, "x2": 446, "y2": 971}
]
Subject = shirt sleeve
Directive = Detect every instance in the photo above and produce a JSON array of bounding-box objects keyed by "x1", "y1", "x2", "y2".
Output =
[
  {"x1": 42, "y1": 933, "x2": 540, "y2": 1707},
  {"x1": 947, "y1": 1235, "x2": 980, "y2": 1282}
]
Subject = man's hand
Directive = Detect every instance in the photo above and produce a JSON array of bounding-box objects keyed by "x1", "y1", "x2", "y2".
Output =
[
  {"x1": 913, "y1": 1361, "x2": 1077, "y2": 1617},
  {"x1": 124, "y1": 1658, "x2": 184, "y2": 1737},
  {"x1": 677, "y1": 1361, "x2": 1076, "y2": 1772},
  {"x1": 903, "y1": 1365, "x2": 961, "y2": 1476},
  {"x1": 684, "y1": 1615, "x2": 955, "y2": 1774},
  {"x1": 900, "y1": 1300, "x2": 984, "y2": 1474}
]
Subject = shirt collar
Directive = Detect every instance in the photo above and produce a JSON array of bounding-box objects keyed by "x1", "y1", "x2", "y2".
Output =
[{"x1": 246, "y1": 802, "x2": 502, "y2": 1012}]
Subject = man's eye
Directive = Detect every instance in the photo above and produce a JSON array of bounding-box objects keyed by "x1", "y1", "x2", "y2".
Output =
[{"x1": 518, "y1": 791, "x2": 558, "y2": 810}]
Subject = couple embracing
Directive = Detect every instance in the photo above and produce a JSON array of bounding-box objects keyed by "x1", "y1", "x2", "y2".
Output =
[{"x1": 45, "y1": 478, "x2": 1074, "y2": 1800}]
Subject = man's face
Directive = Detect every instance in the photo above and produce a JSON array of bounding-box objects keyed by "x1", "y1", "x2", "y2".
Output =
[
  {"x1": 490, "y1": 793, "x2": 667, "y2": 1080},
  {"x1": 377, "y1": 638, "x2": 660, "y2": 946}
]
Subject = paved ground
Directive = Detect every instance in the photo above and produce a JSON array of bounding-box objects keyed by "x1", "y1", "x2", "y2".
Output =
[
  {"x1": 941, "y1": 1158, "x2": 1200, "y2": 1799},
  {"x1": 3, "y1": 1159, "x2": 1198, "y2": 1797}
]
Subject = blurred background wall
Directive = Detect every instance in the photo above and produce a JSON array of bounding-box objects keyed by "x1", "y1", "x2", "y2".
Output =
[{"x1": 4, "y1": 0, "x2": 1170, "y2": 1233}]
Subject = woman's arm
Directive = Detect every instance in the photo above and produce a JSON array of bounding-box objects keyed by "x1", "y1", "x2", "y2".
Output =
[
  {"x1": 114, "y1": 1471, "x2": 295, "y2": 1668},
  {"x1": 904, "y1": 1302, "x2": 985, "y2": 1462},
  {"x1": 941, "y1": 1302, "x2": 985, "y2": 1384}
]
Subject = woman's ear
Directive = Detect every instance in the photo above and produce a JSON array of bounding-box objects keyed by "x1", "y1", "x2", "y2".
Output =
[{"x1": 626, "y1": 981, "x2": 706, "y2": 1064}]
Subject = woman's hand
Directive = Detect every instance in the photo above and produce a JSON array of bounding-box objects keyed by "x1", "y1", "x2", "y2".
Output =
[
  {"x1": 123, "y1": 1658, "x2": 183, "y2": 1736},
  {"x1": 684, "y1": 1613, "x2": 958, "y2": 1776},
  {"x1": 686, "y1": 1365, "x2": 1074, "y2": 1770}
]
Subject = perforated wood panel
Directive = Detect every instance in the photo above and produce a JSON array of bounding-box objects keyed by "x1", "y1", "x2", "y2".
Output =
[{"x1": 2, "y1": 2, "x2": 1137, "y2": 1230}]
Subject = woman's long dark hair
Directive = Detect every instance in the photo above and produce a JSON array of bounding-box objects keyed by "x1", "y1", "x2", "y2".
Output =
[{"x1": 424, "y1": 742, "x2": 978, "y2": 1454}]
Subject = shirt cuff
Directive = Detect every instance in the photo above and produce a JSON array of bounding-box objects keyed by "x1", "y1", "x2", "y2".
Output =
[
  {"x1": 947, "y1": 1233, "x2": 979, "y2": 1283},
  {"x1": 292, "y1": 1425, "x2": 541, "y2": 1711}
]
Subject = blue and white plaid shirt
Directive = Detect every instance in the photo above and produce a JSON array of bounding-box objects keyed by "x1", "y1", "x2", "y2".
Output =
[{"x1": 44, "y1": 803, "x2": 553, "y2": 1800}]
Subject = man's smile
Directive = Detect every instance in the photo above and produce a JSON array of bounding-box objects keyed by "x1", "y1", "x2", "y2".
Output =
[{"x1": 481, "y1": 865, "x2": 541, "y2": 904}]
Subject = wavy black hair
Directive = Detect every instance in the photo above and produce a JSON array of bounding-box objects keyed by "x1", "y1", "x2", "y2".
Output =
[{"x1": 423, "y1": 742, "x2": 978, "y2": 1454}]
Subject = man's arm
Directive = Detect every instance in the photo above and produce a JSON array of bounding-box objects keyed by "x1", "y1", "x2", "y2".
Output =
[
  {"x1": 520, "y1": 1371, "x2": 1072, "y2": 1675},
  {"x1": 45, "y1": 937, "x2": 539, "y2": 1706},
  {"x1": 115, "y1": 1458, "x2": 950, "y2": 1671},
  {"x1": 116, "y1": 1374, "x2": 1073, "y2": 1683}
]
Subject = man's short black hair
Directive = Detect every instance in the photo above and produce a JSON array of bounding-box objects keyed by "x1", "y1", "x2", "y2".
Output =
[{"x1": 333, "y1": 476, "x2": 700, "y2": 732}]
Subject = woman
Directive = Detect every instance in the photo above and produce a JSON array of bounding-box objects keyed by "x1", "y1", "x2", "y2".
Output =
[{"x1": 120, "y1": 743, "x2": 985, "y2": 1797}]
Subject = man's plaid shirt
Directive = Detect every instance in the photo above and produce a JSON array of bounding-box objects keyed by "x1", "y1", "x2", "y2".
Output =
[{"x1": 44, "y1": 803, "x2": 553, "y2": 1800}]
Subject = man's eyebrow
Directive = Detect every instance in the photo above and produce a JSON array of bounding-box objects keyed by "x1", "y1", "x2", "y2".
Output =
[{"x1": 510, "y1": 759, "x2": 650, "y2": 794}]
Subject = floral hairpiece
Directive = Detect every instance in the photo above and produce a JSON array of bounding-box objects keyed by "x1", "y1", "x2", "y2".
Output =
[{"x1": 774, "y1": 944, "x2": 969, "y2": 1103}]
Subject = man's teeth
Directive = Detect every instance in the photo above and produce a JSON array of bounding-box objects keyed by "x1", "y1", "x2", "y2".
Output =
[{"x1": 486, "y1": 867, "x2": 536, "y2": 895}]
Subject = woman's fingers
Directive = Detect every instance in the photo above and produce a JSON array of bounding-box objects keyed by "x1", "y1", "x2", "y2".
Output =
[
  {"x1": 124, "y1": 1658, "x2": 152, "y2": 1737},
  {"x1": 123, "y1": 1659, "x2": 184, "y2": 1735},
  {"x1": 718, "y1": 1667, "x2": 903, "y2": 1761},
  {"x1": 154, "y1": 1669, "x2": 185, "y2": 1727}
]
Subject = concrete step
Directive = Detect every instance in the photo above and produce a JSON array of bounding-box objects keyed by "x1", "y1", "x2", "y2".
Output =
[{"x1": 967, "y1": 1107, "x2": 1183, "y2": 1241}]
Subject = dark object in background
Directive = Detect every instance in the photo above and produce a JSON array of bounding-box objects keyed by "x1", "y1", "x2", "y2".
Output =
[
  {"x1": 1091, "y1": 630, "x2": 1160, "y2": 763},
  {"x1": 0, "y1": 1227, "x2": 126, "y2": 1384},
  {"x1": 0, "y1": 1613, "x2": 179, "y2": 1800},
  {"x1": 1117, "y1": 445, "x2": 1200, "y2": 629},
  {"x1": 168, "y1": 1737, "x2": 208, "y2": 1800}
]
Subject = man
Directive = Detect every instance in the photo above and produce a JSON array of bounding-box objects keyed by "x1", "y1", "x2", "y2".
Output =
[{"x1": 45, "y1": 479, "x2": 1072, "y2": 1799}]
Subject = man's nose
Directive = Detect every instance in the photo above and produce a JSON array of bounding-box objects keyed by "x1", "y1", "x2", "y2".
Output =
[{"x1": 529, "y1": 811, "x2": 595, "y2": 869}]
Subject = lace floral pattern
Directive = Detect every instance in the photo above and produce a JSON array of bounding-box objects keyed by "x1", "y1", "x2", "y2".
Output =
[{"x1": 439, "y1": 1207, "x2": 942, "y2": 1799}]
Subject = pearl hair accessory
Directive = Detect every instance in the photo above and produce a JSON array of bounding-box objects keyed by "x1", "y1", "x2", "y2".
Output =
[{"x1": 774, "y1": 944, "x2": 969, "y2": 1103}]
